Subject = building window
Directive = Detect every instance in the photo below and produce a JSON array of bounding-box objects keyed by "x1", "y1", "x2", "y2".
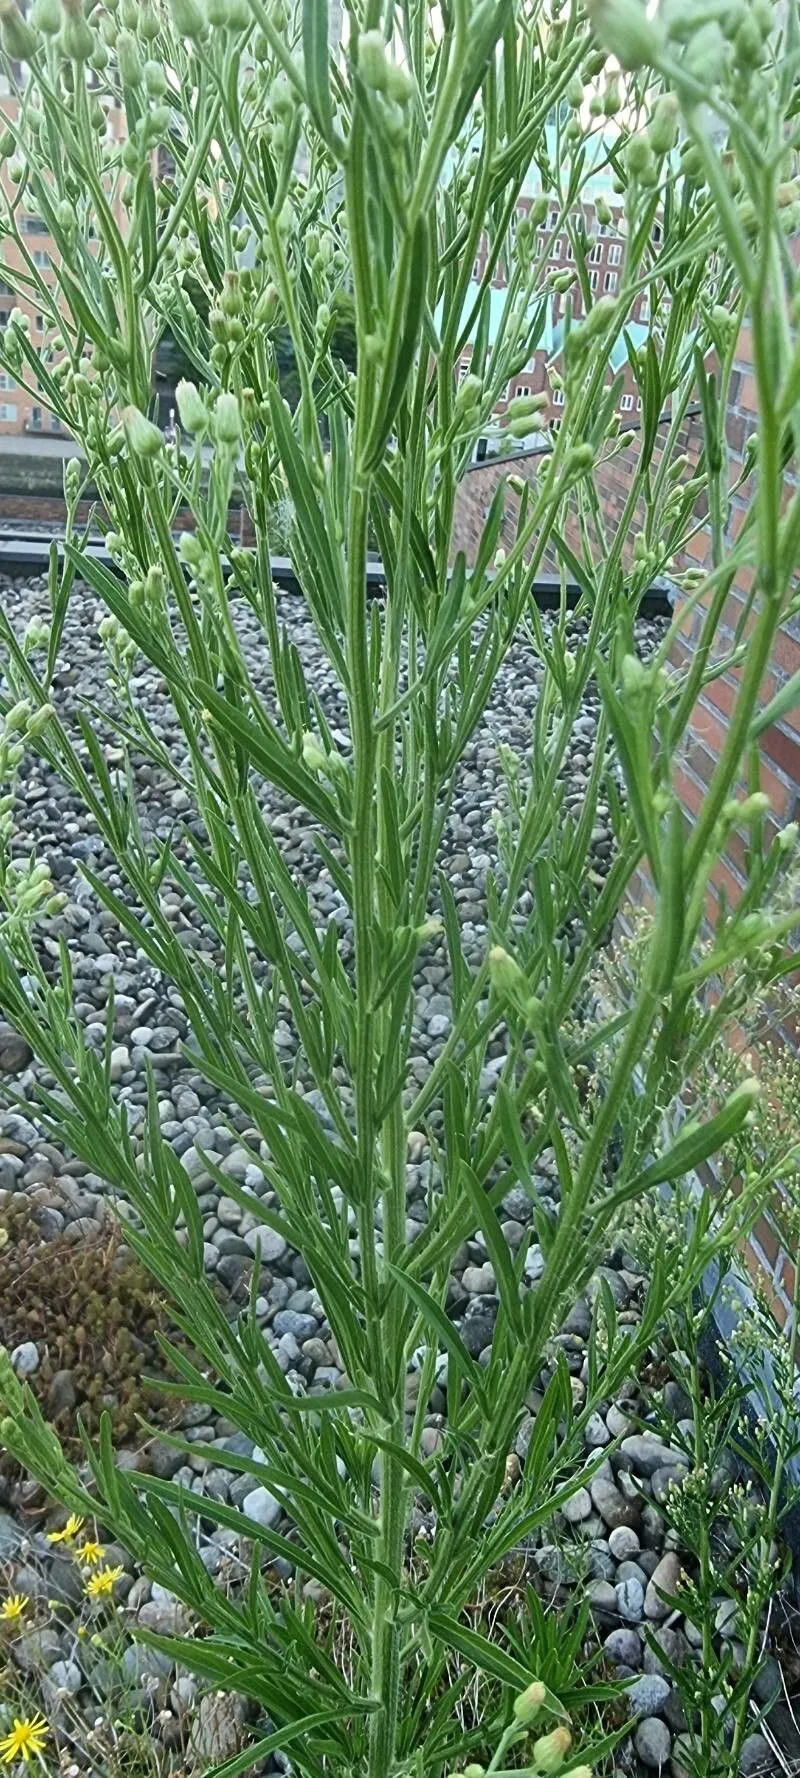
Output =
[
  {"x1": 31, "y1": 405, "x2": 42, "y2": 430},
  {"x1": 566, "y1": 240, "x2": 574, "y2": 260},
  {"x1": 0, "y1": 373, "x2": 14, "y2": 391},
  {"x1": 637, "y1": 396, "x2": 643, "y2": 411},
  {"x1": 0, "y1": 309, "x2": 9, "y2": 328},
  {"x1": 551, "y1": 416, "x2": 562, "y2": 431},
  {"x1": 23, "y1": 215, "x2": 48, "y2": 235},
  {"x1": 552, "y1": 387, "x2": 565, "y2": 406},
  {"x1": 473, "y1": 258, "x2": 482, "y2": 280},
  {"x1": 515, "y1": 384, "x2": 531, "y2": 398},
  {"x1": 550, "y1": 237, "x2": 562, "y2": 260},
  {"x1": 32, "y1": 250, "x2": 49, "y2": 269},
  {"x1": 49, "y1": 412, "x2": 60, "y2": 432},
  {"x1": 549, "y1": 210, "x2": 559, "y2": 230},
  {"x1": 652, "y1": 221, "x2": 663, "y2": 243},
  {"x1": 604, "y1": 271, "x2": 618, "y2": 293},
  {"x1": 0, "y1": 403, "x2": 18, "y2": 421},
  {"x1": 589, "y1": 242, "x2": 603, "y2": 263},
  {"x1": 35, "y1": 312, "x2": 44, "y2": 332},
  {"x1": 620, "y1": 393, "x2": 634, "y2": 411},
  {"x1": 639, "y1": 296, "x2": 651, "y2": 322},
  {"x1": 589, "y1": 270, "x2": 599, "y2": 289},
  {"x1": 608, "y1": 243, "x2": 622, "y2": 265}
]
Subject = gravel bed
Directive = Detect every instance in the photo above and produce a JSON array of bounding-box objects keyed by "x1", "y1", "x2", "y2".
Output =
[{"x1": 0, "y1": 576, "x2": 787, "y2": 1777}]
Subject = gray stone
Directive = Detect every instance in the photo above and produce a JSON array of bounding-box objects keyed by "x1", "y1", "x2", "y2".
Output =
[
  {"x1": 47, "y1": 1660, "x2": 82, "y2": 1694},
  {"x1": 644, "y1": 1627, "x2": 689, "y2": 1675},
  {"x1": 604, "y1": 1628, "x2": 643, "y2": 1669},
  {"x1": 587, "y1": 1579, "x2": 617, "y2": 1614},
  {"x1": 189, "y1": 1691, "x2": 250, "y2": 1765},
  {"x1": 715, "y1": 1598, "x2": 739, "y2": 1639},
  {"x1": 645, "y1": 1552, "x2": 682, "y2": 1621},
  {"x1": 121, "y1": 1644, "x2": 174, "y2": 1684},
  {"x1": 47, "y1": 1369, "x2": 77, "y2": 1415},
  {"x1": 241, "y1": 1485, "x2": 282, "y2": 1529},
  {"x1": 10, "y1": 1340, "x2": 39, "y2": 1378},
  {"x1": 616, "y1": 1577, "x2": 644, "y2": 1621},
  {"x1": 561, "y1": 1487, "x2": 593, "y2": 1523},
  {"x1": 635, "y1": 1716, "x2": 672, "y2": 1768},
  {"x1": 243, "y1": 1225, "x2": 288, "y2": 1262},
  {"x1": 621, "y1": 1434, "x2": 687, "y2": 1477},
  {"x1": 584, "y1": 1411, "x2": 611, "y2": 1447},
  {"x1": 739, "y1": 1733, "x2": 775, "y2": 1775},
  {"x1": 0, "y1": 1506, "x2": 25, "y2": 1559},
  {"x1": 148, "y1": 1440, "x2": 185, "y2": 1480},
  {"x1": 628, "y1": 1675, "x2": 671, "y2": 1717},
  {"x1": 609, "y1": 1525, "x2": 641, "y2": 1561},
  {"x1": 273, "y1": 1310, "x2": 317, "y2": 1341},
  {"x1": 136, "y1": 1600, "x2": 191, "y2": 1635},
  {"x1": 12, "y1": 1629, "x2": 63, "y2": 1674},
  {"x1": 0, "y1": 1024, "x2": 32, "y2": 1073},
  {"x1": 591, "y1": 1474, "x2": 641, "y2": 1530}
]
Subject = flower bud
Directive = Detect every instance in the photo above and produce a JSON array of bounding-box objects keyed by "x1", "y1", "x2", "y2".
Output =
[
  {"x1": 169, "y1": 0, "x2": 206, "y2": 37},
  {"x1": 4, "y1": 699, "x2": 31, "y2": 733},
  {"x1": 302, "y1": 732, "x2": 328, "y2": 775},
  {"x1": 121, "y1": 405, "x2": 164, "y2": 458},
  {"x1": 61, "y1": 5, "x2": 95, "y2": 60},
  {"x1": 595, "y1": 196, "x2": 612, "y2": 226},
  {"x1": 26, "y1": 703, "x2": 56, "y2": 738},
  {"x1": 723, "y1": 792, "x2": 770, "y2": 824},
  {"x1": 385, "y1": 59, "x2": 413, "y2": 104},
  {"x1": 32, "y1": 0, "x2": 61, "y2": 31},
  {"x1": 508, "y1": 391, "x2": 548, "y2": 421},
  {"x1": 0, "y1": 0, "x2": 38, "y2": 60},
  {"x1": 513, "y1": 1681, "x2": 547, "y2": 1725},
  {"x1": 117, "y1": 27, "x2": 142, "y2": 82},
  {"x1": 587, "y1": 0, "x2": 664, "y2": 68},
  {"x1": 175, "y1": 378, "x2": 208, "y2": 434},
  {"x1": 648, "y1": 92, "x2": 679, "y2": 157},
  {"x1": 178, "y1": 532, "x2": 203, "y2": 568},
  {"x1": 532, "y1": 1727, "x2": 572, "y2": 1772},
  {"x1": 213, "y1": 391, "x2": 241, "y2": 444},
  {"x1": 358, "y1": 28, "x2": 389, "y2": 90},
  {"x1": 777, "y1": 822, "x2": 798, "y2": 852}
]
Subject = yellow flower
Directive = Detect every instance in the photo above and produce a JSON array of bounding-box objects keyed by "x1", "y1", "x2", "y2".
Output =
[
  {"x1": 0, "y1": 1595, "x2": 28, "y2": 1624},
  {"x1": 0, "y1": 1716, "x2": 48, "y2": 1764},
  {"x1": 85, "y1": 1564, "x2": 124, "y2": 1599},
  {"x1": 75, "y1": 1540, "x2": 106, "y2": 1568},
  {"x1": 46, "y1": 1513, "x2": 84, "y2": 1545}
]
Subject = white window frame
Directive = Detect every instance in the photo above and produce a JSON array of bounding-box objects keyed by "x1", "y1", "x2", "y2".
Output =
[
  {"x1": 620, "y1": 393, "x2": 634, "y2": 412},
  {"x1": 608, "y1": 243, "x2": 622, "y2": 265}
]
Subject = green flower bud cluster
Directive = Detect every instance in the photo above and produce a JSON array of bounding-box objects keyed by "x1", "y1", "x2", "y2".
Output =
[
  {"x1": 23, "y1": 616, "x2": 50, "y2": 655},
  {"x1": 3, "y1": 852, "x2": 66, "y2": 920}
]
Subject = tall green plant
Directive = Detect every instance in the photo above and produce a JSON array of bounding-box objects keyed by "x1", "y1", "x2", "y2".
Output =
[{"x1": 1, "y1": 1, "x2": 800, "y2": 1773}]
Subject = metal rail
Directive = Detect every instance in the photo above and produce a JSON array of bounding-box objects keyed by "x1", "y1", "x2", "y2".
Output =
[{"x1": 0, "y1": 532, "x2": 674, "y2": 615}]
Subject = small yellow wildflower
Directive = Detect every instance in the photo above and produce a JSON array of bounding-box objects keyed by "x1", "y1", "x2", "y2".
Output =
[
  {"x1": 0, "y1": 1716, "x2": 48, "y2": 1764},
  {"x1": 46, "y1": 1513, "x2": 84, "y2": 1545},
  {"x1": 0, "y1": 1595, "x2": 28, "y2": 1624},
  {"x1": 85, "y1": 1564, "x2": 124, "y2": 1599},
  {"x1": 75, "y1": 1540, "x2": 106, "y2": 1568}
]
